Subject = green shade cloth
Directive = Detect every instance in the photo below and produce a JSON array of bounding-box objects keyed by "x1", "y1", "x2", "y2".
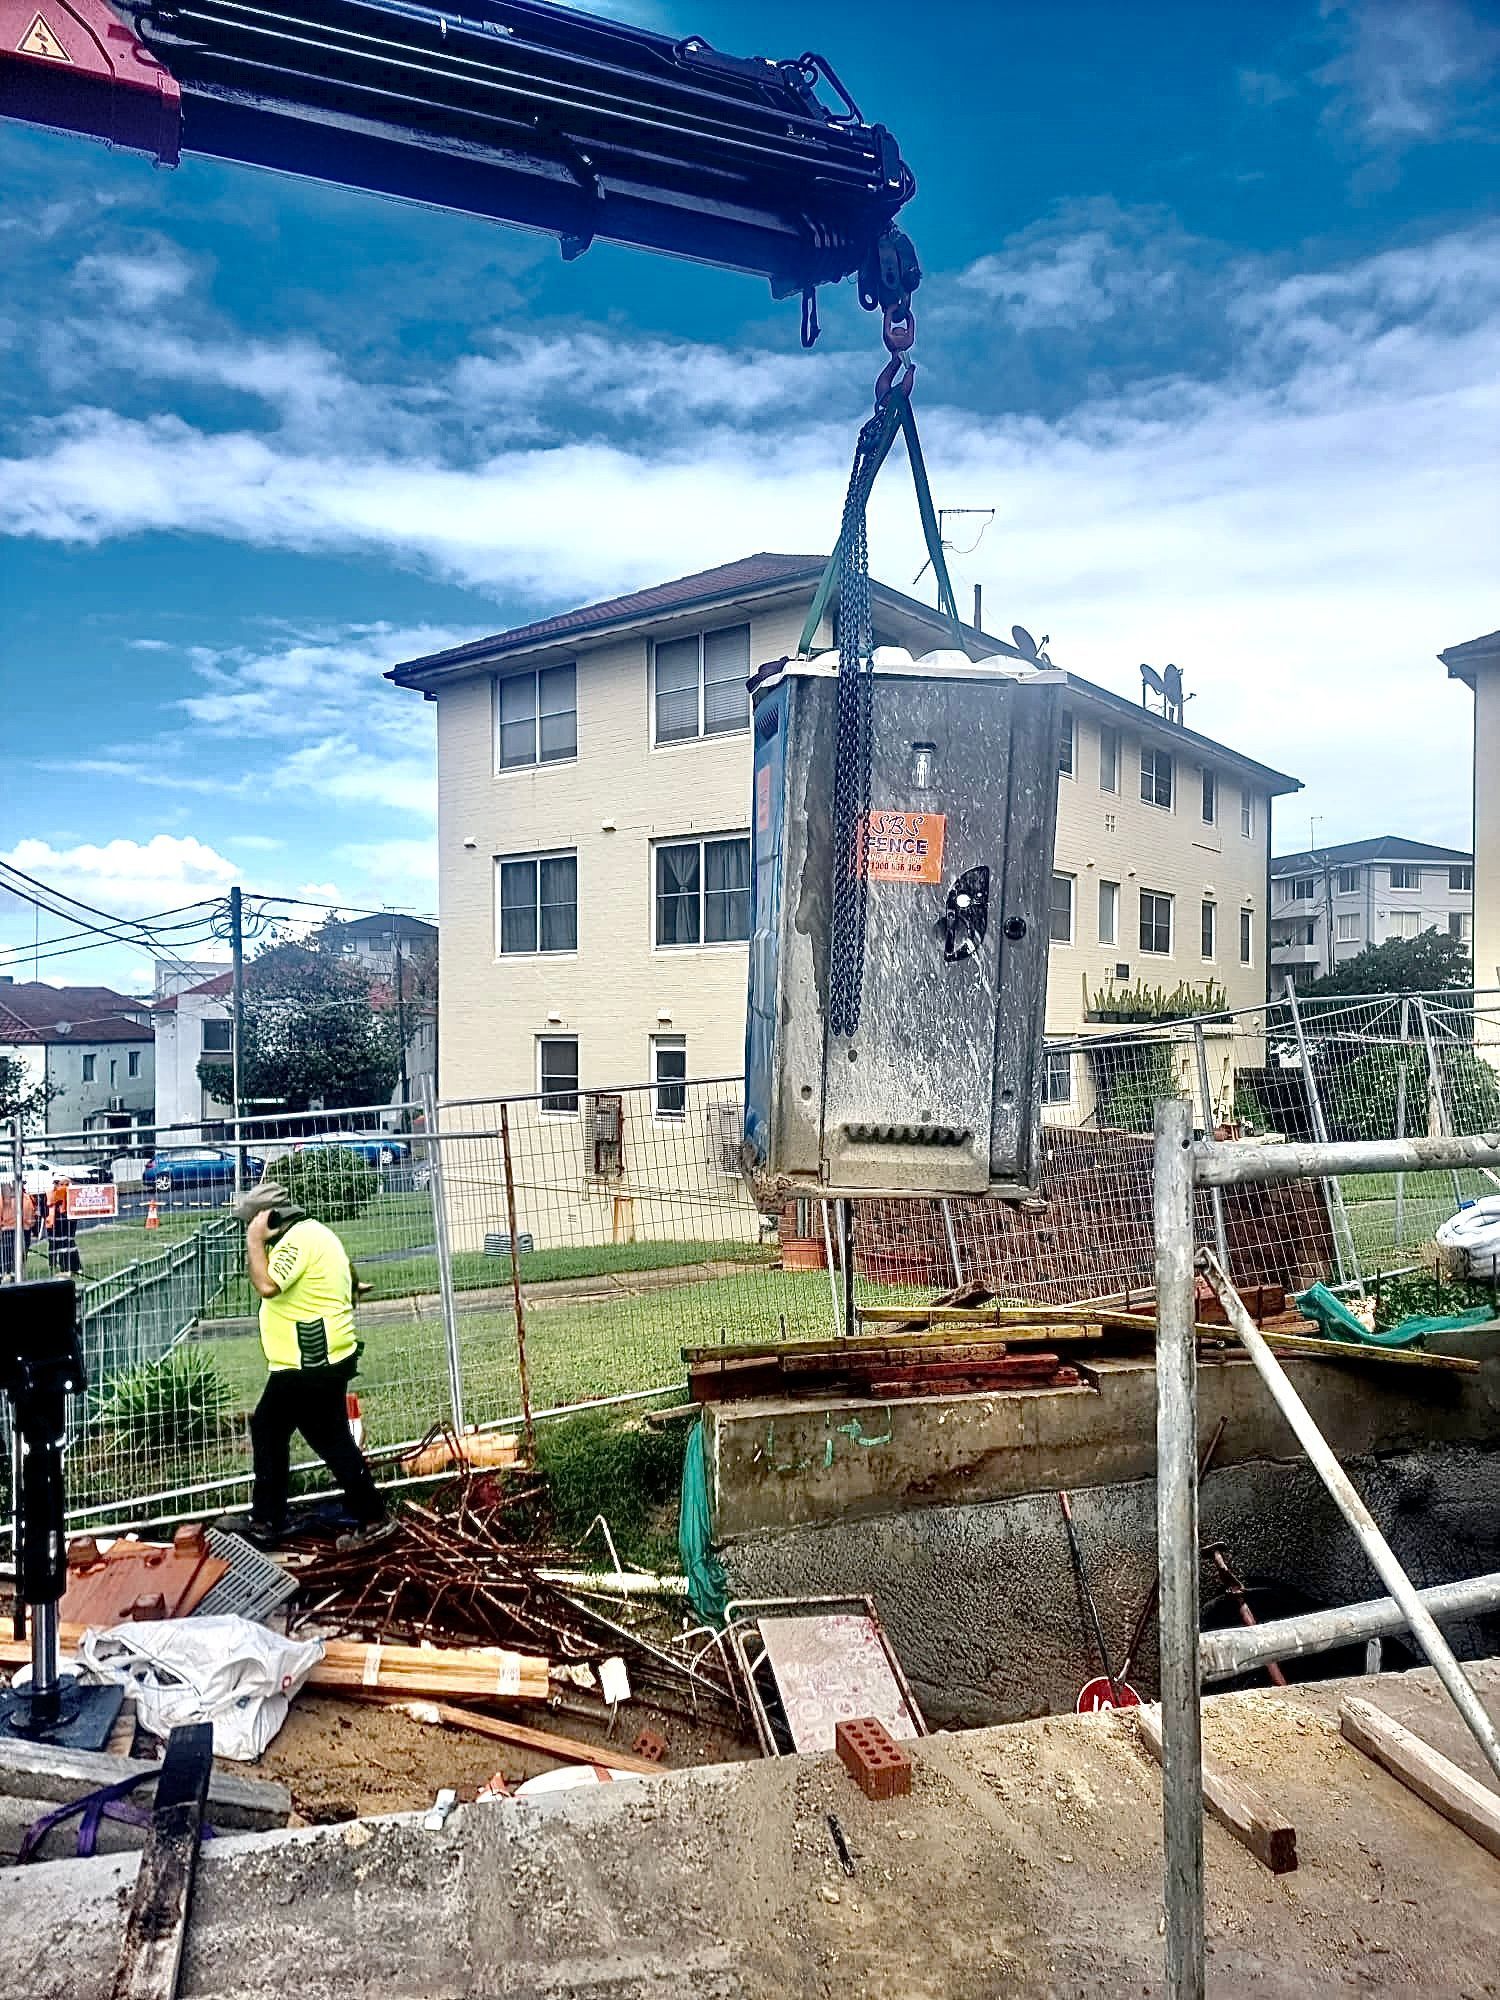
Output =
[
  {"x1": 1296, "y1": 1281, "x2": 1491, "y2": 1351},
  {"x1": 678, "y1": 1418, "x2": 728, "y2": 1627}
]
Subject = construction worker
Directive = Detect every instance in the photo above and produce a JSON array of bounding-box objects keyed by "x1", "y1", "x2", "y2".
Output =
[
  {"x1": 0, "y1": 1180, "x2": 37, "y2": 1281},
  {"x1": 235, "y1": 1181, "x2": 393, "y2": 1552},
  {"x1": 46, "y1": 1177, "x2": 81, "y2": 1277}
]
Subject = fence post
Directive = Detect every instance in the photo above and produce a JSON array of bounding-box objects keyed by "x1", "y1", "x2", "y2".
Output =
[
  {"x1": 1415, "y1": 996, "x2": 1467, "y2": 1214},
  {"x1": 1394, "y1": 998, "x2": 1410, "y2": 1248},
  {"x1": 7, "y1": 1121, "x2": 21, "y2": 1630},
  {"x1": 419, "y1": 1077, "x2": 467, "y2": 1437},
  {"x1": 499, "y1": 1102, "x2": 536, "y2": 1459},
  {"x1": 1191, "y1": 1022, "x2": 1230, "y2": 1275},
  {"x1": 8, "y1": 1121, "x2": 23, "y2": 1280},
  {"x1": 1154, "y1": 1094, "x2": 1204, "y2": 2000},
  {"x1": 1283, "y1": 977, "x2": 1355, "y2": 1285}
]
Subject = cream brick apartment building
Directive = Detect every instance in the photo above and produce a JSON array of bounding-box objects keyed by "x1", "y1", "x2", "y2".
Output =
[{"x1": 391, "y1": 555, "x2": 1300, "y2": 1116}]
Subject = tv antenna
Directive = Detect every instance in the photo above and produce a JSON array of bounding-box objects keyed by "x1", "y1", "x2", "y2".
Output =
[{"x1": 913, "y1": 507, "x2": 995, "y2": 595}]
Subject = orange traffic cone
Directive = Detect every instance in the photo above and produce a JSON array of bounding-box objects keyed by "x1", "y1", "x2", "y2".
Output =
[
  {"x1": 346, "y1": 1392, "x2": 364, "y2": 1447},
  {"x1": 145, "y1": 1199, "x2": 160, "y2": 1230}
]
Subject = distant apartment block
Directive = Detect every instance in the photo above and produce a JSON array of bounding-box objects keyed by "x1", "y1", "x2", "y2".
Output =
[
  {"x1": 1269, "y1": 837, "x2": 1474, "y2": 988},
  {"x1": 391, "y1": 554, "x2": 1301, "y2": 1119},
  {"x1": 0, "y1": 978, "x2": 154, "y2": 1141}
]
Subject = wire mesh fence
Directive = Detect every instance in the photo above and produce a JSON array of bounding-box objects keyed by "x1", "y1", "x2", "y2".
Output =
[{"x1": 4, "y1": 988, "x2": 1498, "y2": 1528}]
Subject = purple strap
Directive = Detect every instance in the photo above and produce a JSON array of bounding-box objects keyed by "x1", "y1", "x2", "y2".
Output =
[{"x1": 18, "y1": 1774, "x2": 217, "y2": 1863}]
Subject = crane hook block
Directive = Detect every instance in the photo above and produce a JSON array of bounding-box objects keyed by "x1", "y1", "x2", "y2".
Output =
[{"x1": 0, "y1": 0, "x2": 181, "y2": 163}]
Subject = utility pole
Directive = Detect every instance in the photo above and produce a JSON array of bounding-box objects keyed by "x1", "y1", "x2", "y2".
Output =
[{"x1": 230, "y1": 885, "x2": 245, "y2": 1194}]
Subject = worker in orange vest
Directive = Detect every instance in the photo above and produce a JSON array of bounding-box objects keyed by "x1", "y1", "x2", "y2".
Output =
[
  {"x1": 46, "y1": 1178, "x2": 81, "y2": 1277},
  {"x1": 0, "y1": 1181, "x2": 37, "y2": 1280}
]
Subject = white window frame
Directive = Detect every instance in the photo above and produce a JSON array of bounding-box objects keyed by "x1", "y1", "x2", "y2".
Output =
[
  {"x1": 1049, "y1": 872, "x2": 1075, "y2": 945},
  {"x1": 1450, "y1": 865, "x2": 1474, "y2": 893},
  {"x1": 1042, "y1": 1048, "x2": 1073, "y2": 1106},
  {"x1": 1240, "y1": 907, "x2": 1253, "y2": 966},
  {"x1": 652, "y1": 833, "x2": 752, "y2": 950},
  {"x1": 1290, "y1": 877, "x2": 1315, "y2": 902},
  {"x1": 1200, "y1": 900, "x2": 1216, "y2": 960},
  {"x1": 651, "y1": 623, "x2": 751, "y2": 747},
  {"x1": 1335, "y1": 867, "x2": 1359, "y2": 895},
  {"x1": 1200, "y1": 768, "x2": 1217, "y2": 825},
  {"x1": 537, "y1": 1035, "x2": 580, "y2": 1118},
  {"x1": 1139, "y1": 888, "x2": 1173, "y2": 956},
  {"x1": 1240, "y1": 790, "x2": 1254, "y2": 839},
  {"x1": 651, "y1": 1034, "x2": 687, "y2": 1121},
  {"x1": 496, "y1": 850, "x2": 579, "y2": 958},
  {"x1": 1336, "y1": 914, "x2": 1360, "y2": 943},
  {"x1": 128, "y1": 1049, "x2": 141, "y2": 1078},
  {"x1": 1098, "y1": 879, "x2": 1119, "y2": 947},
  {"x1": 1098, "y1": 725, "x2": 1119, "y2": 795},
  {"x1": 1387, "y1": 909, "x2": 1421, "y2": 939},
  {"x1": 1140, "y1": 744, "x2": 1174, "y2": 810},
  {"x1": 1450, "y1": 912, "x2": 1473, "y2": 941},
  {"x1": 201, "y1": 1018, "x2": 232, "y2": 1054},
  {"x1": 81, "y1": 1053, "x2": 96, "y2": 1082},
  {"x1": 1389, "y1": 864, "x2": 1421, "y2": 891},
  {"x1": 1058, "y1": 712, "x2": 1075, "y2": 778},
  {"x1": 493, "y1": 664, "x2": 577, "y2": 772}
]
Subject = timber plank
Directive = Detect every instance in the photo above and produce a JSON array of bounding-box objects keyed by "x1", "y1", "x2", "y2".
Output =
[
  {"x1": 1340, "y1": 1696, "x2": 1500, "y2": 1860},
  {"x1": 1136, "y1": 1703, "x2": 1298, "y2": 1874}
]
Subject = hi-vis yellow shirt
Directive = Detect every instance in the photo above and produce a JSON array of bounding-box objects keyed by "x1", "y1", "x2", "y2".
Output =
[{"x1": 259, "y1": 1218, "x2": 358, "y2": 1371}]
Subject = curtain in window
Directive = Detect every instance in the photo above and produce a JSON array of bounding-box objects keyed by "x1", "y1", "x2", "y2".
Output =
[
  {"x1": 535, "y1": 664, "x2": 577, "y2": 762},
  {"x1": 702, "y1": 625, "x2": 750, "y2": 735},
  {"x1": 655, "y1": 637, "x2": 700, "y2": 743},
  {"x1": 499, "y1": 859, "x2": 538, "y2": 953},
  {"x1": 703, "y1": 838, "x2": 750, "y2": 941},
  {"x1": 657, "y1": 844, "x2": 701, "y2": 944},
  {"x1": 539, "y1": 855, "x2": 577, "y2": 952},
  {"x1": 497, "y1": 675, "x2": 537, "y2": 768}
]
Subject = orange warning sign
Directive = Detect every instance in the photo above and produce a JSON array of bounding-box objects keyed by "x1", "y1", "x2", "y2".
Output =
[
  {"x1": 18, "y1": 12, "x2": 70, "y2": 59},
  {"x1": 863, "y1": 809, "x2": 946, "y2": 884}
]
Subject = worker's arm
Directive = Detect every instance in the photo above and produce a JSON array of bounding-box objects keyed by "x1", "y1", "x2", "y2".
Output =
[{"x1": 245, "y1": 1210, "x2": 280, "y2": 1299}]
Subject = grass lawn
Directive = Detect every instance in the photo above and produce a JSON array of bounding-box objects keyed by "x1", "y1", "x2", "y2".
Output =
[{"x1": 24, "y1": 1208, "x2": 221, "y2": 1282}]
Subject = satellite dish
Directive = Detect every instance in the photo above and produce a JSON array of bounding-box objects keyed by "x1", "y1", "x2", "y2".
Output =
[
  {"x1": 55, "y1": 1021, "x2": 71, "y2": 1036},
  {"x1": 1140, "y1": 664, "x2": 1166, "y2": 699},
  {"x1": 1163, "y1": 664, "x2": 1183, "y2": 705},
  {"x1": 1011, "y1": 625, "x2": 1038, "y2": 661}
]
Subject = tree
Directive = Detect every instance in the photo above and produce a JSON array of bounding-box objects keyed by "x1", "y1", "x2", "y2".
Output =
[
  {"x1": 0, "y1": 1052, "x2": 55, "y2": 1131},
  {"x1": 1326, "y1": 1044, "x2": 1500, "y2": 1142},
  {"x1": 198, "y1": 931, "x2": 403, "y2": 1114},
  {"x1": 1303, "y1": 928, "x2": 1471, "y2": 998}
]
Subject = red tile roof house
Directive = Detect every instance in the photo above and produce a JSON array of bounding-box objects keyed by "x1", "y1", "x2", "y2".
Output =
[{"x1": 0, "y1": 979, "x2": 154, "y2": 1139}]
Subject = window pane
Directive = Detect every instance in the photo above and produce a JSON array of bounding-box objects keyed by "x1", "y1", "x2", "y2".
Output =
[
  {"x1": 1240, "y1": 909, "x2": 1252, "y2": 963},
  {"x1": 1098, "y1": 880, "x2": 1118, "y2": 946},
  {"x1": 1049, "y1": 873, "x2": 1073, "y2": 943},
  {"x1": 654, "y1": 1038, "x2": 687, "y2": 1117},
  {"x1": 497, "y1": 675, "x2": 537, "y2": 768},
  {"x1": 1201, "y1": 769, "x2": 1216, "y2": 822},
  {"x1": 499, "y1": 859, "x2": 538, "y2": 954},
  {"x1": 1140, "y1": 889, "x2": 1171, "y2": 954},
  {"x1": 1098, "y1": 726, "x2": 1118, "y2": 793},
  {"x1": 703, "y1": 837, "x2": 751, "y2": 942},
  {"x1": 539, "y1": 1038, "x2": 578, "y2": 1114},
  {"x1": 1240, "y1": 791, "x2": 1253, "y2": 837},
  {"x1": 499, "y1": 675, "x2": 534, "y2": 721},
  {"x1": 201, "y1": 1020, "x2": 232, "y2": 1053},
  {"x1": 1043, "y1": 1049, "x2": 1072, "y2": 1105},
  {"x1": 1201, "y1": 901, "x2": 1215, "y2": 957},
  {"x1": 499, "y1": 718, "x2": 536, "y2": 768},
  {"x1": 537, "y1": 666, "x2": 577, "y2": 761},
  {"x1": 538, "y1": 855, "x2": 577, "y2": 952},
  {"x1": 1058, "y1": 714, "x2": 1074, "y2": 776},
  {"x1": 656, "y1": 843, "x2": 701, "y2": 945},
  {"x1": 703, "y1": 626, "x2": 751, "y2": 735},
  {"x1": 655, "y1": 638, "x2": 700, "y2": 742}
]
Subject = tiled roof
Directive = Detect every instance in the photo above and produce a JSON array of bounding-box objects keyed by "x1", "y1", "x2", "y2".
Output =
[
  {"x1": 0, "y1": 982, "x2": 153, "y2": 1043},
  {"x1": 388, "y1": 553, "x2": 826, "y2": 688},
  {"x1": 151, "y1": 970, "x2": 234, "y2": 1015},
  {"x1": 1272, "y1": 836, "x2": 1473, "y2": 873}
]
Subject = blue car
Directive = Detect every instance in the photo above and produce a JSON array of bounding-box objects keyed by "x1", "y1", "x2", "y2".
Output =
[
  {"x1": 141, "y1": 1148, "x2": 266, "y2": 1202},
  {"x1": 294, "y1": 1133, "x2": 411, "y2": 1168}
]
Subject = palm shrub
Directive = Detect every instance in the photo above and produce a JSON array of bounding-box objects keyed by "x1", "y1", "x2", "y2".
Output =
[{"x1": 94, "y1": 1348, "x2": 235, "y2": 1453}]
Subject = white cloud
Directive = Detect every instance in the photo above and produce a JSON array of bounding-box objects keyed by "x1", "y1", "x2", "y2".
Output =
[
  {"x1": 1, "y1": 834, "x2": 239, "y2": 915},
  {"x1": 1317, "y1": 0, "x2": 1500, "y2": 142},
  {"x1": 960, "y1": 226, "x2": 1181, "y2": 326},
  {"x1": 73, "y1": 243, "x2": 195, "y2": 311}
]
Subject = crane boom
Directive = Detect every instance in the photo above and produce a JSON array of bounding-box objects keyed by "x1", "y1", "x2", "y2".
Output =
[{"x1": 0, "y1": 0, "x2": 919, "y2": 330}]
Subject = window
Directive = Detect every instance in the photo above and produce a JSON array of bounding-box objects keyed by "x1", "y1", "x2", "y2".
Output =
[
  {"x1": 1450, "y1": 866, "x2": 1474, "y2": 892},
  {"x1": 1451, "y1": 912, "x2": 1473, "y2": 942},
  {"x1": 1098, "y1": 726, "x2": 1119, "y2": 794},
  {"x1": 1201, "y1": 769, "x2": 1217, "y2": 825},
  {"x1": 498, "y1": 852, "x2": 578, "y2": 955},
  {"x1": 81, "y1": 1054, "x2": 96, "y2": 1082},
  {"x1": 1140, "y1": 744, "x2": 1174, "y2": 809},
  {"x1": 1387, "y1": 910, "x2": 1420, "y2": 938},
  {"x1": 655, "y1": 836, "x2": 751, "y2": 947},
  {"x1": 495, "y1": 665, "x2": 577, "y2": 770},
  {"x1": 1098, "y1": 879, "x2": 1119, "y2": 946},
  {"x1": 201, "y1": 1018, "x2": 232, "y2": 1054},
  {"x1": 538, "y1": 1037, "x2": 579, "y2": 1115},
  {"x1": 1290, "y1": 877, "x2": 1315, "y2": 901},
  {"x1": 1058, "y1": 712, "x2": 1075, "y2": 776},
  {"x1": 1200, "y1": 900, "x2": 1216, "y2": 959},
  {"x1": 109, "y1": 1058, "x2": 117, "y2": 1088},
  {"x1": 1336, "y1": 867, "x2": 1359, "y2": 895},
  {"x1": 1336, "y1": 914, "x2": 1360, "y2": 942},
  {"x1": 653, "y1": 624, "x2": 750, "y2": 743},
  {"x1": 1240, "y1": 908, "x2": 1253, "y2": 965},
  {"x1": 652, "y1": 1035, "x2": 687, "y2": 1119},
  {"x1": 1049, "y1": 872, "x2": 1075, "y2": 944},
  {"x1": 1042, "y1": 1048, "x2": 1073, "y2": 1106},
  {"x1": 1103, "y1": 811, "x2": 1117, "y2": 835},
  {"x1": 1139, "y1": 888, "x2": 1173, "y2": 955},
  {"x1": 1240, "y1": 790, "x2": 1254, "y2": 839},
  {"x1": 128, "y1": 1050, "x2": 141, "y2": 1078},
  {"x1": 1389, "y1": 864, "x2": 1421, "y2": 890}
]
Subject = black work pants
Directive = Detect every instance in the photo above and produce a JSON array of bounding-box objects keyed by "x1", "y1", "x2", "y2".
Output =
[{"x1": 249, "y1": 1358, "x2": 384, "y2": 1529}]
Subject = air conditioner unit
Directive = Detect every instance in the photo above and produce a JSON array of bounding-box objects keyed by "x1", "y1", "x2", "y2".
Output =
[{"x1": 704, "y1": 1103, "x2": 742, "y2": 1178}]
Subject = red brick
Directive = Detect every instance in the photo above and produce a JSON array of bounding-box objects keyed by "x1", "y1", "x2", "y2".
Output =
[
  {"x1": 835, "y1": 1716, "x2": 912, "y2": 1801},
  {"x1": 633, "y1": 1728, "x2": 668, "y2": 1764}
]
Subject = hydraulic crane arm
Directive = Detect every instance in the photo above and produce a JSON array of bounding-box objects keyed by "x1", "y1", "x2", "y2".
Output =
[{"x1": 0, "y1": 0, "x2": 920, "y2": 333}]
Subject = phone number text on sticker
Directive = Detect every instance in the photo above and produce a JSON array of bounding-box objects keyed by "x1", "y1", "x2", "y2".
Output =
[{"x1": 863, "y1": 810, "x2": 946, "y2": 884}]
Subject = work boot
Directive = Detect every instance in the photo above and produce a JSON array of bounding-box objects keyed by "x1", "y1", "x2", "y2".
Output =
[
  {"x1": 334, "y1": 1516, "x2": 398, "y2": 1556},
  {"x1": 240, "y1": 1517, "x2": 289, "y2": 1552}
]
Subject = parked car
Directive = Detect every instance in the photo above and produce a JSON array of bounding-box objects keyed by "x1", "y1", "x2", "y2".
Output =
[
  {"x1": 17, "y1": 1156, "x2": 107, "y2": 1196},
  {"x1": 141, "y1": 1148, "x2": 266, "y2": 1200},
  {"x1": 293, "y1": 1133, "x2": 411, "y2": 1168}
]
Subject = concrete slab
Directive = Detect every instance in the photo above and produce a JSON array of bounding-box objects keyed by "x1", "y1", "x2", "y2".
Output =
[{"x1": 6, "y1": 1667, "x2": 1500, "y2": 1999}]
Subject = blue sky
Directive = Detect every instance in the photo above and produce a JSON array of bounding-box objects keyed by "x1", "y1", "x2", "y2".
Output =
[{"x1": 2, "y1": 0, "x2": 1497, "y2": 991}]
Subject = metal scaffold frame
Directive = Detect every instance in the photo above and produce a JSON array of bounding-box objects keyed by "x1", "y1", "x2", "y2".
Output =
[{"x1": 1151, "y1": 1102, "x2": 1500, "y2": 1999}]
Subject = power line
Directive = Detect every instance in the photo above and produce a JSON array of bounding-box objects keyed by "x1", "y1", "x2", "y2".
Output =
[
  {"x1": 0, "y1": 864, "x2": 219, "y2": 984},
  {"x1": 0, "y1": 897, "x2": 225, "y2": 965}
]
